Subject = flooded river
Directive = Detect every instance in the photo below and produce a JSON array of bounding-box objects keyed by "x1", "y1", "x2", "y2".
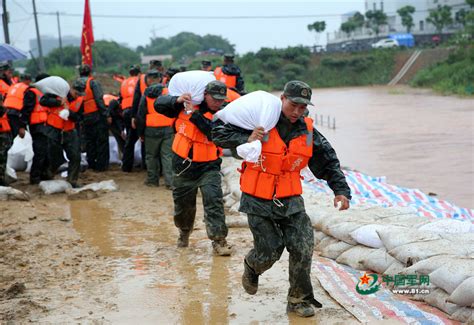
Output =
[{"x1": 308, "y1": 86, "x2": 474, "y2": 209}]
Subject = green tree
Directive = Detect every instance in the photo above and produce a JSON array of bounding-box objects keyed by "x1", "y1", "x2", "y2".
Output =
[
  {"x1": 307, "y1": 21, "x2": 326, "y2": 44},
  {"x1": 365, "y1": 10, "x2": 388, "y2": 36},
  {"x1": 455, "y1": 9, "x2": 469, "y2": 27},
  {"x1": 427, "y1": 5, "x2": 453, "y2": 35},
  {"x1": 397, "y1": 5, "x2": 416, "y2": 32},
  {"x1": 340, "y1": 12, "x2": 365, "y2": 37},
  {"x1": 467, "y1": 0, "x2": 474, "y2": 8}
]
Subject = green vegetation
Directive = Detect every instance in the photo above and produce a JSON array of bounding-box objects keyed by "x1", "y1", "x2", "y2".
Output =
[
  {"x1": 237, "y1": 46, "x2": 396, "y2": 91},
  {"x1": 410, "y1": 46, "x2": 474, "y2": 95},
  {"x1": 137, "y1": 32, "x2": 234, "y2": 61},
  {"x1": 397, "y1": 6, "x2": 415, "y2": 33}
]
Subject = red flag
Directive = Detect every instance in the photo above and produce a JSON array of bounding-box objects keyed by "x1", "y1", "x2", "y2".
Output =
[{"x1": 80, "y1": 0, "x2": 94, "y2": 66}]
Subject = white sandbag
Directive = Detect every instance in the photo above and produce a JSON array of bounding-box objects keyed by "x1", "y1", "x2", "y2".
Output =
[
  {"x1": 66, "y1": 180, "x2": 119, "y2": 194},
  {"x1": 134, "y1": 141, "x2": 142, "y2": 166},
  {"x1": 314, "y1": 230, "x2": 328, "y2": 243},
  {"x1": 421, "y1": 288, "x2": 461, "y2": 315},
  {"x1": 350, "y1": 224, "x2": 387, "y2": 248},
  {"x1": 388, "y1": 239, "x2": 470, "y2": 266},
  {"x1": 335, "y1": 246, "x2": 377, "y2": 270},
  {"x1": 109, "y1": 136, "x2": 121, "y2": 164},
  {"x1": 447, "y1": 277, "x2": 474, "y2": 307},
  {"x1": 39, "y1": 180, "x2": 72, "y2": 194},
  {"x1": 383, "y1": 260, "x2": 406, "y2": 276},
  {"x1": 430, "y1": 263, "x2": 473, "y2": 294},
  {"x1": 168, "y1": 70, "x2": 215, "y2": 105},
  {"x1": 361, "y1": 248, "x2": 397, "y2": 274},
  {"x1": 377, "y1": 226, "x2": 441, "y2": 251},
  {"x1": 382, "y1": 214, "x2": 429, "y2": 227},
  {"x1": 6, "y1": 166, "x2": 17, "y2": 180},
  {"x1": 418, "y1": 219, "x2": 472, "y2": 234},
  {"x1": 0, "y1": 186, "x2": 29, "y2": 201},
  {"x1": 215, "y1": 91, "x2": 282, "y2": 162},
  {"x1": 7, "y1": 132, "x2": 34, "y2": 171},
  {"x1": 214, "y1": 90, "x2": 281, "y2": 131},
  {"x1": 403, "y1": 255, "x2": 461, "y2": 275},
  {"x1": 315, "y1": 237, "x2": 338, "y2": 252},
  {"x1": 325, "y1": 221, "x2": 364, "y2": 245},
  {"x1": 320, "y1": 241, "x2": 353, "y2": 260},
  {"x1": 33, "y1": 76, "x2": 70, "y2": 98},
  {"x1": 450, "y1": 307, "x2": 474, "y2": 323}
]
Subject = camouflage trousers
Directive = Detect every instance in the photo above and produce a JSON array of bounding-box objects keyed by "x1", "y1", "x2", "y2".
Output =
[
  {"x1": 144, "y1": 127, "x2": 174, "y2": 187},
  {"x1": 0, "y1": 132, "x2": 12, "y2": 185},
  {"x1": 30, "y1": 132, "x2": 51, "y2": 183},
  {"x1": 172, "y1": 169, "x2": 228, "y2": 241},
  {"x1": 245, "y1": 211, "x2": 315, "y2": 304},
  {"x1": 48, "y1": 128, "x2": 81, "y2": 184}
]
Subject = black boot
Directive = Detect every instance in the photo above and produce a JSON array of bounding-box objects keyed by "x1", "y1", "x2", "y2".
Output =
[
  {"x1": 242, "y1": 259, "x2": 259, "y2": 295},
  {"x1": 177, "y1": 230, "x2": 191, "y2": 248}
]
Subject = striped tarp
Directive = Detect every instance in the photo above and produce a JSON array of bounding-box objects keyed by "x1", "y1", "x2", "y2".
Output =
[
  {"x1": 304, "y1": 170, "x2": 473, "y2": 223},
  {"x1": 315, "y1": 257, "x2": 459, "y2": 325}
]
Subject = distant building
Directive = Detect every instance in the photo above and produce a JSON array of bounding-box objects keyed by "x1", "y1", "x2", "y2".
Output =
[
  {"x1": 29, "y1": 35, "x2": 80, "y2": 57},
  {"x1": 327, "y1": 0, "x2": 470, "y2": 50},
  {"x1": 140, "y1": 54, "x2": 173, "y2": 65}
]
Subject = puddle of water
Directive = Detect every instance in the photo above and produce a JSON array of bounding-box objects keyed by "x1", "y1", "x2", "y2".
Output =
[{"x1": 68, "y1": 199, "x2": 341, "y2": 324}]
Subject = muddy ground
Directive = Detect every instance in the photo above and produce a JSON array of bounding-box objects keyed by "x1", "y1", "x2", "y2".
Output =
[{"x1": 1, "y1": 166, "x2": 374, "y2": 324}]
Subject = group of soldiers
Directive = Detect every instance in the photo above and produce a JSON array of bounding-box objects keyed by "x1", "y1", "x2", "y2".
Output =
[{"x1": 0, "y1": 53, "x2": 352, "y2": 318}]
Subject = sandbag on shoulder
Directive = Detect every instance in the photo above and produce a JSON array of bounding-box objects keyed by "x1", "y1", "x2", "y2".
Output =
[{"x1": 168, "y1": 70, "x2": 215, "y2": 105}]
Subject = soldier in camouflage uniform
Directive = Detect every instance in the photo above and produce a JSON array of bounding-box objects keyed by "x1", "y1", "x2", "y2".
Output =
[
  {"x1": 0, "y1": 94, "x2": 12, "y2": 186},
  {"x1": 154, "y1": 80, "x2": 233, "y2": 256},
  {"x1": 212, "y1": 81, "x2": 351, "y2": 317}
]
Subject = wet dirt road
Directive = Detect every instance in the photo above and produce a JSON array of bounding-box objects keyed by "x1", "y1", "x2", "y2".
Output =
[{"x1": 308, "y1": 86, "x2": 474, "y2": 209}]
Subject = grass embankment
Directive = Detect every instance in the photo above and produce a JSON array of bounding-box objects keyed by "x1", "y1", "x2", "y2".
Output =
[{"x1": 410, "y1": 45, "x2": 474, "y2": 96}]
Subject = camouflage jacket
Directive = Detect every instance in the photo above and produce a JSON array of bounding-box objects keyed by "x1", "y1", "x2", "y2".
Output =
[{"x1": 212, "y1": 113, "x2": 351, "y2": 217}]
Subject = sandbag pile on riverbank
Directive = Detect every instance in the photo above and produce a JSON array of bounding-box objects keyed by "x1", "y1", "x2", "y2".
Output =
[{"x1": 220, "y1": 158, "x2": 474, "y2": 322}]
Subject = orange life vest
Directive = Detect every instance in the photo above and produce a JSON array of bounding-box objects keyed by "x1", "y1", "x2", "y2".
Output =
[
  {"x1": 103, "y1": 94, "x2": 118, "y2": 107},
  {"x1": 214, "y1": 66, "x2": 237, "y2": 88},
  {"x1": 0, "y1": 112, "x2": 11, "y2": 133},
  {"x1": 139, "y1": 74, "x2": 147, "y2": 95},
  {"x1": 46, "y1": 106, "x2": 65, "y2": 130},
  {"x1": 83, "y1": 77, "x2": 98, "y2": 115},
  {"x1": 4, "y1": 82, "x2": 29, "y2": 111},
  {"x1": 240, "y1": 118, "x2": 314, "y2": 200},
  {"x1": 120, "y1": 76, "x2": 138, "y2": 109},
  {"x1": 162, "y1": 76, "x2": 169, "y2": 86},
  {"x1": 29, "y1": 88, "x2": 49, "y2": 125},
  {"x1": 225, "y1": 88, "x2": 241, "y2": 103},
  {"x1": 162, "y1": 87, "x2": 169, "y2": 95},
  {"x1": 0, "y1": 79, "x2": 10, "y2": 97},
  {"x1": 63, "y1": 97, "x2": 84, "y2": 132},
  {"x1": 172, "y1": 109, "x2": 221, "y2": 162},
  {"x1": 145, "y1": 96, "x2": 176, "y2": 128}
]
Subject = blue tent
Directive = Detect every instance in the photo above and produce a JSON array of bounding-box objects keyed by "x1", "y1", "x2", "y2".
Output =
[{"x1": 388, "y1": 33, "x2": 415, "y2": 48}]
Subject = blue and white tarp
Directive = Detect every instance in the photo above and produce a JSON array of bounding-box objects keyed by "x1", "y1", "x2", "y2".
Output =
[{"x1": 304, "y1": 170, "x2": 473, "y2": 223}]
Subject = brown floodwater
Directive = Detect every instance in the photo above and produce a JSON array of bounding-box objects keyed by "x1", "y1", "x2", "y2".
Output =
[{"x1": 307, "y1": 86, "x2": 474, "y2": 209}]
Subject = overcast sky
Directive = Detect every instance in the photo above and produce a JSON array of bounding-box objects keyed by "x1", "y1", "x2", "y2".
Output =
[{"x1": 3, "y1": 0, "x2": 366, "y2": 54}]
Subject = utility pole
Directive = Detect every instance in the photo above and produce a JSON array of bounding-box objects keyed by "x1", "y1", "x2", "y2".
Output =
[
  {"x1": 32, "y1": 0, "x2": 45, "y2": 71},
  {"x1": 56, "y1": 11, "x2": 63, "y2": 65},
  {"x1": 2, "y1": 0, "x2": 10, "y2": 44}
]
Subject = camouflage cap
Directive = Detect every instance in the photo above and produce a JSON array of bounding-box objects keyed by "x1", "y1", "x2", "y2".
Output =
[
  {"x1": 72, "y1": 78, "x2": 86, "y2": 95},
  {"x1": 206, "y1": 80, "x2": 227, "y2": 100},
  {"x1": 223, "y1": 53, "x2": 234, "y2": 60},
  {"x1": 283, "y1": 80, "x2": 313, "y2": 106},
  {"x1": 146, "y1": 69, "x2": 162, "y2": 79}
]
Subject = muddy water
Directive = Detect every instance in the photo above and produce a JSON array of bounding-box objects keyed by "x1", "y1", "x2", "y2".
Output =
[
  {"x1": 69, "y1": 198, "x2": 353, "y2": 324},
  {"x1": 308, "y1": 86, "x2": 474, "y2": 209}
]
